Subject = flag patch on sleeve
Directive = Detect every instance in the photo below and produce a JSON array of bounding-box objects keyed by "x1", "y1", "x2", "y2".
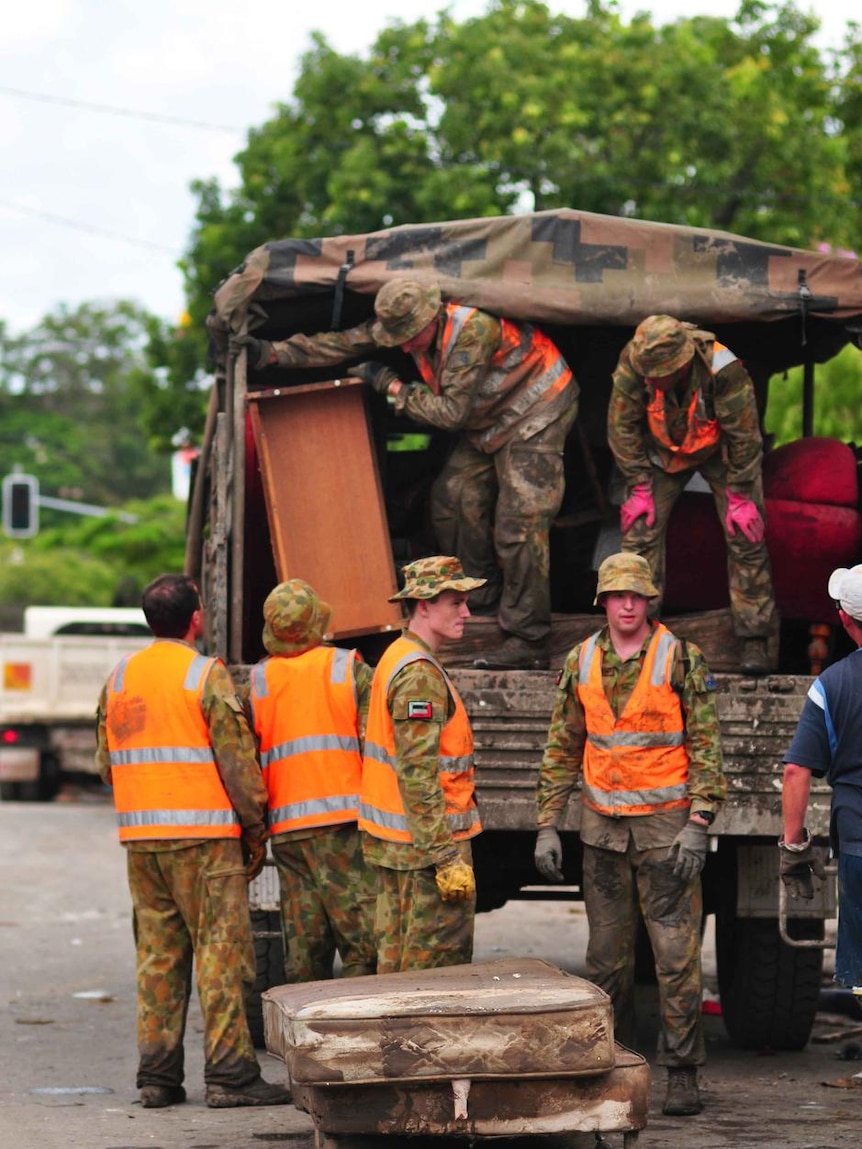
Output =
[{"x1": 408, "y1": 700, "x2": 433, "y2": 719}]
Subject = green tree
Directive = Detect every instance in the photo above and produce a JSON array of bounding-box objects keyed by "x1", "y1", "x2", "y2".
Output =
[
  {"x1": 765, "y1": 345, "x2": 862, "y2": 445},
  {"x1": 0, "y1": 494, "x2": 187, "y2": 612},
  {"x1": 0, "y1": 301, "x2": 172, "y2": 511},
  {"x1": 179, "y1": 0, "x2": 861, "y2": 332}
]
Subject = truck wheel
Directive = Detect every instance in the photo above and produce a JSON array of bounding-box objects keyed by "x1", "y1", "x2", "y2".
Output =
[
  {"x1": 247, "y1": 910, "x2": 285, "y2": 1049},
  {"x1": 716, "y1": 912, "x2": 823, "y2": 1050}
]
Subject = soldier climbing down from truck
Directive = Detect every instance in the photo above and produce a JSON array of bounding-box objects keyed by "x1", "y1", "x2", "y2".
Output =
[
  {"x1": 230, "y1": 276, "x2": 578, "y2": 670},
  {"x1": 608, "y1": 314, "x2": 779, "y2": 675}
]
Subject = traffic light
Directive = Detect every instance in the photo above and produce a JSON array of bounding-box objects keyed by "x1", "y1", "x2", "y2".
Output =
[{"x1": 2, "y1": 473, "x2": 39, "y2": 538}]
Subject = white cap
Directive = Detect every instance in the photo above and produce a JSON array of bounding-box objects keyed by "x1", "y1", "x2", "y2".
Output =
[{"x1": 828, "y1": 565, "x2": 862, "y2": 621}]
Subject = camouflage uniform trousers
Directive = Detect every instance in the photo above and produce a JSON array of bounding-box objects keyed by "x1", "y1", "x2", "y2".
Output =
[
  {"x1": 271, "y1": 824, "x2": 377, "y2": 982},
  {"x1": 127, "y1": 840, "x2": 260, "y2": 1090},
  {"x1": 373, "y1": 842, "x2": 476, "y2": 974},
  {"x1": 430, "y1": 402, "x2": 578, "y2": 644},
  {"x1": 582, "y1": 840, "x2": 706, "y2": 1068},
  {"x1": 622, "y1": 452, "x2": 778, "y2": 639}
]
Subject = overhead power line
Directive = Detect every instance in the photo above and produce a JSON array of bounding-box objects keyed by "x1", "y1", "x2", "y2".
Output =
[
  {"x1": 0, "y1": 84, "x2": 243, "y2": 135},
  {"x1": 0, "y1": 197, "x2": 180, "y2": 255}
]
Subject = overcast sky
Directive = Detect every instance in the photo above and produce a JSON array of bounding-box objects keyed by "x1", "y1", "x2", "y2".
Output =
[{"x1": 0, "y1": 0, "x2": 850, "y2": 335}]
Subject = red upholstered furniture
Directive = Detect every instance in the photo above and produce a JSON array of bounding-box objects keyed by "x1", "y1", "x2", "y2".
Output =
[{"x1": 664, "y1": 438, "x2": 862, "y2": 624}]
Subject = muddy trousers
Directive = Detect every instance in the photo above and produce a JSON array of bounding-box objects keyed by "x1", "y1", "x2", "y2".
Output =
[
  {"x1": 127, "y1": 841, "x2": 260, "y2": 1090},
  {"x1": 621, "y1": 453, "x2": 777, "y2": 639},
  {"x1": 271, "y1": 825, "x2": 377, "y2": 982},
  {"x1": 430, "y1": 403, "x2": 578, "y2": 644},
  {"x1": 582, "y1": 841, "x2": 706, "y2": 1067},
  {"x1": 372, "y1": 845, "x2": 475, "y2": 974}
]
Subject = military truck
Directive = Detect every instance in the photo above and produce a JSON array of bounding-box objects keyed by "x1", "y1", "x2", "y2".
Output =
[{"x1": 192, "y1": 208, "x2": 862, "y2": 1052}]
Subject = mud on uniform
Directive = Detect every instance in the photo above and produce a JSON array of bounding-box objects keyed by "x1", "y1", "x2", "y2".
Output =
[
  {"x1": 537, "y1": 623, "x2": 726, "y2": 1066},
  {"x1": 266, "y1": 311, "x2": 577, "y2": 645},
  {"x1": 96, "y1": 646, "x2": 268, "y2": 1092},
  {"x1": 609, "y1": 330, "x2": 777, "y2": 640},
  {"x1": 360, "y1": 630, "x2": 481, "y2": 973}
]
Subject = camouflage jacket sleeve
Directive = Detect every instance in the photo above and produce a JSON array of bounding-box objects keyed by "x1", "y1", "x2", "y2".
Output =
[
  {"x1": 536, "y1": 646, "x2": 587, "y2": 828},
  {"x1": 673, "y1": 641, "x2": 727, "y2": 813},
  {"x1": 94, "y1": 682, "x2": 112, "y2": 785},
  {"x1": 388, "y1": 657, "x2": 458, "y2": 864},
  {"x1": 353, "y1": 654, "x2": 374, "y2": 748},
  {"x1": 607, "y1": 343, "x2": 654, "y2": 488},
  {"x1": 201, "y1": 659, "x2": 268, "y2": 839},
  {"x1": 268, "y1": 319, "x2": 377, "y2": 369},
  {"x1": 395, "y1": 309, "x2": 502, "y2": 432},
  {"x1": 711, "y1": 359, "x2": 764, "y2": 494}
]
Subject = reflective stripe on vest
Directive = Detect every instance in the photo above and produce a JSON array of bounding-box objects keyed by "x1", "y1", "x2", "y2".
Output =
[
  {"x1": 105, "y1": 641, "x2": 240, "y2": 842},
  {"x1": 645, "y1": 341, "x2": 736, "y2": 472},
  {"x1": 414, "y1": 303, "x2": 573, "y2": 452},
  {"x1": 577, "y1": 625, "x2": 689, "y2": 817},
  {"x1": 359, "y1": 635, "x2": 482, "y2": 843},
  {"x1": 250, "y1": 646, "x2": 363, "y2": 834}
]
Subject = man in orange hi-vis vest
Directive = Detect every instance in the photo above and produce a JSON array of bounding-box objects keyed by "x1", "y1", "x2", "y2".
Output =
[
  {"x1": 608, "y1": 314, "x2": 778, "y2": 675},
  {"x1": 360, "y1": 555, "x2": 485, "y2": 973},
  {"x1": 96, "y1": 574, "x2": 291, "y2": 1111},
  {"x1": 245, "y1": 579, "x2": 377, "y2": 982},
  {"x1": 230, "y1": 278, "x2": 578, "y2": 672},
  {"x1": 535, "y1": 553, "x2": 726, "y2": 1118}
]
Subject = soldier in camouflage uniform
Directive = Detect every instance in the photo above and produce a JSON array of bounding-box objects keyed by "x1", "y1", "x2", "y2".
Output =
[
  {"x1": 96, "y1": 574, "x2": 291, "y2": 1110},
  {"x1": 360, "y1": 556, "x2": 484, "y2": 973},
  {"x1": 534, "y1": 553, "x2": 726, "y2": 1117},
  {"x1": 243, "y1": 580, "x2": 377, "y2": 983},
  {"x1": 608, "y1": 314, "x2": 778, "y2": 674},
  {"x1": 231, "y1": 279, "x2": 578, "y2": 671}
]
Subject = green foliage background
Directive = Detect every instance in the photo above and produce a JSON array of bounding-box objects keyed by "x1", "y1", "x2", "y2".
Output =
[{"x1": 1, "y1": 0, "x2": 861, "y2": 613}]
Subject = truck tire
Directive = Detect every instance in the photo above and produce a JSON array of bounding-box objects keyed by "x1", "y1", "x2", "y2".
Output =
[
  {"x1": 247, "y1": 910, "x2": 285, "y2": 1049},
  {"x1": 716, "y1": 912, "x2": 823, "y2": 1050}
]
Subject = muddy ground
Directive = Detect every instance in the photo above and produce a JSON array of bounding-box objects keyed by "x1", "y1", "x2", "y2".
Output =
[{"x1": 2, "y1": 799, "x2": 861, "y2": 1149}]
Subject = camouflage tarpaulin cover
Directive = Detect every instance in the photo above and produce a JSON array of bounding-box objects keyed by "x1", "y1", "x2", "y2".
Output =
[{"x1": 213, "y1": 208, "x2": 862, "y2": 339}]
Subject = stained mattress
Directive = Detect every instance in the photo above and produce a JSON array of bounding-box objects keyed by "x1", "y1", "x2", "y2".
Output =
[{"x1": 262, "y1": 957, "x2": 614, "y2": 1085}]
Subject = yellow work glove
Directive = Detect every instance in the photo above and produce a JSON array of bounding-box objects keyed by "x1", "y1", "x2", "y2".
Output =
[{"x1": 435, "y1": 858, "x2": 476, "y2": 903}]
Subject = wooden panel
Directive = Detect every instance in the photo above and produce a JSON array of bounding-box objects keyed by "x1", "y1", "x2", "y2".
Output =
[{"x1": 248, "y1": 380, "x2": 402, "y2": 640}]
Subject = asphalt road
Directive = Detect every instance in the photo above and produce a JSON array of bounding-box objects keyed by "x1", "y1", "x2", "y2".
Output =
[{"x1": 2, "y1": 798, "x2": 862, "y2": 1149}]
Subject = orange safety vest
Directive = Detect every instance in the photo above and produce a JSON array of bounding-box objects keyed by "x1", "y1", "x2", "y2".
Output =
[
  {"x1": 645, "y1": 342, "x2": 737, "y2": 473},
  {"x1": 105, "y1": 640, "x2": 240, "y2": 842},
  {"x1": 414, "y1": 303, "x2": 573, "y2": 452},
  {"x1": 359, "y1": 634, "x2": 482, "y2": 844},
  {"x1": 577, "y1": 625, "x2": 690, "y2": 818},
  {"x1": 249, "y1": 646, "x2": 363, "y2": 835}
]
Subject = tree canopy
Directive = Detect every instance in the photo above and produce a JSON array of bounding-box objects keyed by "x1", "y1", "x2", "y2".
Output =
[{"x1": 182, "y1": 0, "x2": 861, "y2": 335}]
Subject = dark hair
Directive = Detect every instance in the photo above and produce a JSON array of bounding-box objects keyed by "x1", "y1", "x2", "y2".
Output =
[{"x1": 142, "y1": 574, "x2": 201, "y2": 638}]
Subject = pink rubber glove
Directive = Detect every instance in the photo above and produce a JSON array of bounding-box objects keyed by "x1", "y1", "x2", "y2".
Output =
[
  {"x1": 620, "y1": 483, "x2": 656, "y2": 534},
  {"x1": 725, "y1": 490, "x2": 765, "y2": 543}
]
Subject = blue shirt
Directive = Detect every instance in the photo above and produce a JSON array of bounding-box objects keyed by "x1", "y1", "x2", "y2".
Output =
[{"x1": 784, "y1": 647, "x2": 862, "y2": 856}]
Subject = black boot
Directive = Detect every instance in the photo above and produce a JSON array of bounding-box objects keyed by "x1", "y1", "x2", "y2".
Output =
[
  {"x1": 473, "y1": 636, "x2": 548, "y2": 670},
  {"x1": 662, "y1": 1066, "x2": 702, "y2": 1116}
]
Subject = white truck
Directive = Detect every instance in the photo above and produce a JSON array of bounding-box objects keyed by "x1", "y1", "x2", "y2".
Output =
[{"x1": 0, "y1": 606, "x2": 151, "y2": 801}]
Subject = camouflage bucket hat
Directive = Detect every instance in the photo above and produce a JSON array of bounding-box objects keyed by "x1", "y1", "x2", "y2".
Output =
[
  {"x1": 630, "y1": 314, "x2": 696, "y2": 378},
  {"x1": 389, "y1": 555, "x2": 487, "y2": 601},
  {"x1": 262, "y1": 579, "x2": 333, "y2": 655},
  {"x1": 594, "y1": 553, "x2": 660, "y2": 603},
  {"x1": 372, "y1": 279, "x2": 442, "y2": 347}
]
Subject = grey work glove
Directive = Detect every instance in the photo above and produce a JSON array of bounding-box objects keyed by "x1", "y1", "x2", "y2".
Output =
[
  {"x1": 229, "y1": 332, "x2": 272, "y2": 369},
  {"x1": 779, "y1": 830, "x2": 827, "y2": 900},
  {"x1": 669, "y1": 821, "x2": 709, "y2": 881},
  {"x1": 534, "y1": 826, "x2": 565, "y2": 883},
  {"x1": 350, "y1": 360, "x2": 401, "y2": 395}
]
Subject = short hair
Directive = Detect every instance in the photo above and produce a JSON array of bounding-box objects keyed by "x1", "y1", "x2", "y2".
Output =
[{"x1": 142, "y1": 574, "x2": 201, "y2": 638}]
